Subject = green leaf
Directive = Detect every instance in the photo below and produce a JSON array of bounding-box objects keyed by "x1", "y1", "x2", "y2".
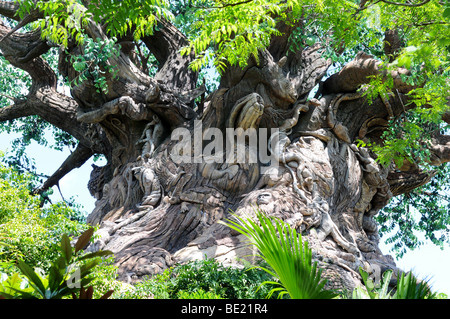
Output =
[
  {"x1": 47, "y1": 256, "x2": 66, "y2": 292},
  {"x1": 75, "y1": 227, "x2": 94, "y2": 253},
  {"x1": 79, "y1": 250, "x2": 113, "y2": 261},
  {"x1": 220, "y1": 209, "x2": 337, "y2": 299},
  {"x1": 443, "y1": 8, "x2": 450, "y2": 18},
  {"x1": 17, "y1": 260, "x2": 46, "y2": 296},
  {"x1": 4, "y1": 286, "x2": 38, "y2": 299},
  {"x1": 60, "y1": 233, "x2": 72, "y2": 263}
]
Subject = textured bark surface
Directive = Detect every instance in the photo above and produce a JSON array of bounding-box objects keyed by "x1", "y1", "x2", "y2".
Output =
[
  {"x1": 1, "y1": 7, "x2": 449, "y2": 293},
  {"x1": 82, "y1": 46, "x2": 406, "y2": 291}
]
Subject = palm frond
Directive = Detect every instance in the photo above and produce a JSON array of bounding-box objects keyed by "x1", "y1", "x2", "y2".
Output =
[{"x1": 220, "y1": 209, "x2": 337, "y2": 299}]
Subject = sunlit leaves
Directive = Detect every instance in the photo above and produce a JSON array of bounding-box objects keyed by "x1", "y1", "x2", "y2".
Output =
[
  {"x1": 349, "y1": 0, "x2": 450, "y2": 169},
  {"x1": 180, "y1": 0, "x2": 305, "y2": 73},
  {"x1": 15, "y1": 0, "x2": 173, "y2": 47},
  {"x1": 15, "y1": 0, "x2": 90, "y2": 48},
  {"x1": 0, "y1": 162, "x2": 89, "y2": 270},
  {"x1": 88, "y1": 0, "x2": 174, "y2": 41},
  {"x1": 0, "y1": 57, "x2": 30, "y2": 109},
  {"x1": 66, "y1": 37, "x2": 121, "y2": 94},
  {"x1": 352, "y1": 268, "x2": 437, "y2": 299},
  {"x1": 378, "y1": 164, "x2": 450, "y2": 258},
  {"x1": 0, "y1": 227, "x2": 113, "y2": 299},
  {"x1": 360, "y1": 110, "x2": 436, "y2": 168}
]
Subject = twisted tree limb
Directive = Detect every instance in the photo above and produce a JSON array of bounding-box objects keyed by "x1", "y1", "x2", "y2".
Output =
[
  {"x1": 33, "y1": 143, "x2": 94, "y2": 195},
  {"x1": 320, "y1": 51, "x2": 415, "y2": 96}
]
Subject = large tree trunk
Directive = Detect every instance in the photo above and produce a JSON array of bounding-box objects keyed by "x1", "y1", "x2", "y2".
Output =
[
  {"x1": 1, "y1": 6, "x2": 448, "y2": 293},
  {"x1": 81, "y1": 44, "x2": 408, "y2": 292}
]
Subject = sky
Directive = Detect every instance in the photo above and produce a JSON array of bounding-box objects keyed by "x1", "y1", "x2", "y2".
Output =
[{"x1": 0, "y1": 131, "x2": 449, "y2": 296}]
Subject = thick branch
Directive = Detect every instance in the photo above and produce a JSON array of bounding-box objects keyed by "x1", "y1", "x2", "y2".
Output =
[
  {"x1": 0, "y1": 99, "x2": 35, "y2": 121},
  {"x1": 0, "y1": 1, "x2": 20, "y2": 20},
  {"x1": 142, "y1": 18, "x2": 198, "y2": 92},
  {"x1": 428, "y1": 133, "x2": 450, "y2": 166},
  {"x1": 384, "y1": 29, "x2": 403, "y2": 62},
  {"x1": 33, "y1": 143, "x2": 94, "y2": 195},
  {"x1": 388, "y1": 170, "x2": 436, "y2": 196},
  {"x1": 0, "y1": 9, "x2": 44, "y2": 44},
  {"x1": 442, "y1": 108, "x2": 450, "y2": 124},
  {"x1": 0, "y1": 21, "x2": 54, "y2": 89},
  {"x1": 268, "y1": 19, "x2": 302, "y2": 62},
  {"x1": 30, "y1": 87, "x2": 108, "y2": 153},
  {"x1": 77, "y1": 95, "x2": 154, "y2": 123},
  {"x1": 321, "y1": 51, "x2": 415, "y2": 96}
]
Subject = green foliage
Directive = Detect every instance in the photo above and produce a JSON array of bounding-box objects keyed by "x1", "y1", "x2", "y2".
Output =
[
  {"x1": 358, "y1": 113, "x2": 438, "y2": 169},
  {"x1": 179, "y1": 0, "x2": 307, "y2": 73},
  {"x1": 170, "y1": 258, "x2": 275, "y2": 299},
  {"x1": 0, "y1": 228, "x2": 113, "y2": 299},
  {"x1": 66, "y1": 37, "x2": 121, "y2": 94},
  {"x1": 15, "y1": 0, "x2": 173, "y2": 49},
  {"x1": 352, "y1": 268, "x2": 394, "y2": 299},
  {"x1": 177, "y1": 288, "x2": 223, "y2": 299},
  {"x1": 354, "y1": 0, "x2": 450, "y2": 167},
  {"x1": 116, "y1": 258, "x2": 275, "y2": 299},
  {"x1": 0, "y1": 162, "x2": 89, "y2": 271},
  {"x1": 352, "y1": 268, "x2": 438, "y2": 299},
  {"x1": 88, "y1": 0, "x2": 174, "y2": 41},
  {"x1": 15, "y1": 0, "x2": 90, "y2": 48},
  {"x1": 0, "y1": 55, "x2": 31, "y2": 109},
  {"x1": 0, "y1": 47, "x2": 77, "y2": 165},
  {"x1": 85, "y1": 257, "x2": 124, "y2": 299},
  {"x1": 220, "y1": 209, "x2": 337, "y2": 299},
  {"x1": 377, "y1": 164, "x2": 450, "y2": 258}
]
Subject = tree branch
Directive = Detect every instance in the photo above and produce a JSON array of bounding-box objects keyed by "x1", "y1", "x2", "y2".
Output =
[
  {"x1": 320, "y1": 51, "x2": 415, "y2": 96},
  {"x1": 0, "y1": 8, "x2": 43, "y2": 44},
  {"x1": 0, "y1": 1, "x2": 20, "y2": 21},
  {"x1": 27, "y1": 87, "x2": 109, "y2": 154},
  {"x1": 192, "y1": 0, "x2": 253, "y2": 9},
  {"x1": 141, "y1": 18, "x2": 198, "y2": 92},
  {"x1": 0, "y1": 20, "x2": 54, "y2": 89},
  {"x1": 33, "y1": 143, "x2": 94, "y2": 195},
  {"x1": 0, "y1": 99, "x2": 35, "y2": 121},
  {"x1": 388, "y1": 169, "x2": 436, "y2": 196},
  {"x1": 428, "y1": 133, "x2": 450, "y2": 166}
]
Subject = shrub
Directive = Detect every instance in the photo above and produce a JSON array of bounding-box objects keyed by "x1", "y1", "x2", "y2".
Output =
[
  {"x1": 352, "y1": 268, "x2": 440, "y2": 299},
  {"x1": 0, "y1": 228, "x2": 114, "y2": 299},
  {"x1": 0, "y1": 164, "x2": 89, "y2": 272},
  {"x1": 177, "y1": 288, "x2": 223, "y2": 299},
  {"x1": 115, "y1": 258, "x2": 276, "y2": 299},
  {"x1": 168, "y1": 259, "x2": 275, "y2": 299}
]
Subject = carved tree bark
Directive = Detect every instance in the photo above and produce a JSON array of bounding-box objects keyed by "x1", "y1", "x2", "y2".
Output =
[{"x1": 1, "y1": 4, "x2": 449, "y2": 292}]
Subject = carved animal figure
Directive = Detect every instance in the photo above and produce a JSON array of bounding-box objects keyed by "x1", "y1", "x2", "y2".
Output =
[
  {"x1": 88, "y1": 164, "x2": 106, "y2": 199},
  {"x1": 311, "y1": 198, "x2": 359, "y2": 255},
  {"x1": 136, "y1": 115, "x2": 165, "y2": 159},
  {"x1": 132, "y1": 163, "x2": 162, "y2": 209}
]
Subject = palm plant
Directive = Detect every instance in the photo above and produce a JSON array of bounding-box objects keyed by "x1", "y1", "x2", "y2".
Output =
[
  {"x1": 393, "y1": 271, "x2": 437, "y2": 299},
  {"x1": 352, "y1": 267, "x2": 438, "y2": 299},
  {"x1": 220, "y1": 209, "x2": 337, "y2": 299}
]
